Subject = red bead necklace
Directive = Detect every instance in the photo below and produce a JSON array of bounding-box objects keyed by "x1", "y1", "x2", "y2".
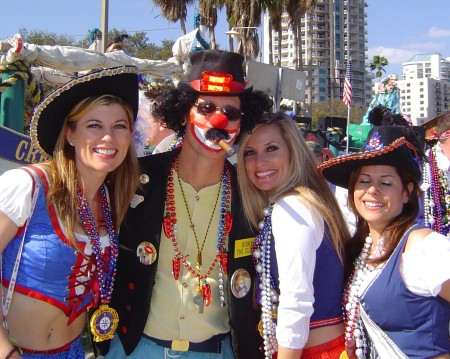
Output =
[{"x1": 163, "y1": 155, "x2": 233, "y2": 308}]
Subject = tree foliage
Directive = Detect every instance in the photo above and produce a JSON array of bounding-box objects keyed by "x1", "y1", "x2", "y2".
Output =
[
  {"x1": 311, "y1": 98, "x2": 367, "y2": 128},
  {"x1": 369, "y1": 55, "x2": 389, "y2": 80},
  {"x1": 18, "y1": 27, "x2": 174, "y2": 61},
  {"x1": 19, "y1": 27, "x2": 77, "y2": 46}
]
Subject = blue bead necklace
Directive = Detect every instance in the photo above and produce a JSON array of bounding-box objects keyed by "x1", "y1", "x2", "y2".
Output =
[{"x1": 77, "y1": 184, "x2": 120, "y2": 342}]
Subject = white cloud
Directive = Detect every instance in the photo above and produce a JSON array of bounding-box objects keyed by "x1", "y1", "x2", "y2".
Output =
[
  {"x1": 403, "y1": 41, "x2": 445, "y2": 51},
  {"x1": 367, "y1": 46, "x2": 418, "y2": 65},
  {"x1": 427, "y1": 26, "x2": 450, "y2": 38}
]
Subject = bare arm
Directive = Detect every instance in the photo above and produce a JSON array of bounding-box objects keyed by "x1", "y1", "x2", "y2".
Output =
[
  {"x1": 277, "y1": 346, "x2": 302, "y2": 359},
  {"x1": 439, "y1": 279, "x2": 450, "y2": 302}
]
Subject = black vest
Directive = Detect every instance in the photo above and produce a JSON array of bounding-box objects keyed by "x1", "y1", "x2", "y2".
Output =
[{"x1": 103, "y1": 149, "x2": 264, "y2": 358}]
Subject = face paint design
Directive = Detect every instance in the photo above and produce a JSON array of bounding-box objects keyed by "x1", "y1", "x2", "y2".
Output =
[{"x1": 189, "y1": 114, "x2": 240, "y2": 153}]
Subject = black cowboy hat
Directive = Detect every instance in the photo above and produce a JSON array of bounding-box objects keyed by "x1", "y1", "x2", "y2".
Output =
[
  {"x1": 30, "y1": 66, "x2": 139, "y2": 157},
  {"x1": 318, "y1": 126, "x2": 422, "y2": 189},
  {"x1": 177, "y1": 50, "x2": 253, "y2": 96}
]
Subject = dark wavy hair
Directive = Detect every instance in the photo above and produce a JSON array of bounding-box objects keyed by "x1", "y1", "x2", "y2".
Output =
[
  {"x1": 151, "y1": 87, "x2": 273, "y2": 136},
  {"x1": 344, "y1": 166, "x2": 421, "y2": 279}
]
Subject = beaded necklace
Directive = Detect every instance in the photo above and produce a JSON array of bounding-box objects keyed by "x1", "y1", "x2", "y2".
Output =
[
  {"x1": 163, "y1": 155, "x2": 232, "y2": 308},
  {"x1": 343, "y1": 235, "x2": 385, "y2": 358},
  {"x1": 423, "y1": 146, "x2": 450, "y2": 237},
  {"x1": 76, "y1": 184, "x2": 118, "y2": 305},
  {"x1": 167, "y1": 136, "x2": 184, "y2": 152},
  {"x1": 251, "y1": 204, "x2": 279, "y2": 359}
]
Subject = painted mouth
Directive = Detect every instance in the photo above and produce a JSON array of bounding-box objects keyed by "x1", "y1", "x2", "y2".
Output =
[{"x1": 192, "y1": 124, "x2": 237, "y2": 152}]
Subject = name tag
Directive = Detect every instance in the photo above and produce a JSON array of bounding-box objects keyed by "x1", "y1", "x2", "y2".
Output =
[
  {"x1": 171, "y1": 340, "x2": 189, "y2": 351},
  {"x1": 234, "y1": 237, "x2": 254, "y2": 258}
]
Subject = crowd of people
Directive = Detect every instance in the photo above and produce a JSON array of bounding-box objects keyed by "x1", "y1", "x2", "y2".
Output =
[{"x1": 0, "y1": 49, "x2": 449, "y2": 359}]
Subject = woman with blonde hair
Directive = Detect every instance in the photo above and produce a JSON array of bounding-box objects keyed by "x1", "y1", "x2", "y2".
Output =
[
  {"x1": 0, "y1": 67, "x2": 140, "y2": 358},
  {"x1": 237, "y1": 111, "x2": 350, "y2": 358}
]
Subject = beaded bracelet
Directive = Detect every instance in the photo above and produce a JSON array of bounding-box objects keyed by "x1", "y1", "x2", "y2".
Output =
[{"x1": 5, "y1": 348, "x2": 18, "y2": 359}]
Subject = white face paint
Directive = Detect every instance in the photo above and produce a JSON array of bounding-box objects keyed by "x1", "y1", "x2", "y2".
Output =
[
  {"x1": 186, "y1": 95, "x2": 241, "y2": 154},
  {"x1": 190, "y1": 122, "x2": 239, "y2": 153}
]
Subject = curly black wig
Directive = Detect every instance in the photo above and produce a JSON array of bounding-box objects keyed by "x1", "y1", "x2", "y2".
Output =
[{"x1": 151, "y1": 87, "x2": 273, "y2": 136}]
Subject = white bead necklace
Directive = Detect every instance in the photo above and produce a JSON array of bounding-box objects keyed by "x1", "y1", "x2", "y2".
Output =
[
  {"x1": 344, "y1": 235, "x2": 385, "y2": 358},
  {"x1": 252, "y1": 204, "x2": 279, "y2": 359}
]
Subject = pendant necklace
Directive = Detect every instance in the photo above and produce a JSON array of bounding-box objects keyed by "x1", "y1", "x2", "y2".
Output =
[
  {"x1": 163, "y1": 155, "x2": 232, "y2": 311},
  {"x1": 77, "y1": 184, "x2": 119, "y2": 342}
]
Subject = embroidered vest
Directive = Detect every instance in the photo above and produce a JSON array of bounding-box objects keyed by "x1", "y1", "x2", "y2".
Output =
[
  {"x1": 362, "y1": 225, "x2": 450, "y2": 358},
  {"x1": 1, "y1": 167, "x2": 94, "y2": 323}
]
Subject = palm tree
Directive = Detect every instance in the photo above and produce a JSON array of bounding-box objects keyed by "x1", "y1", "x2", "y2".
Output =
[
  {"x1": 369, "y1": 55, "x2": 389, "y2": 80},
  {"x1": 199, "y1": 0, "x2": 230, "y2": 50},
  {"x1": 152, "y1": 0, "x2": 195, "y2": 36},
  {"x1": 231, "y1": 0, "x2": 264, "y2": 61}
]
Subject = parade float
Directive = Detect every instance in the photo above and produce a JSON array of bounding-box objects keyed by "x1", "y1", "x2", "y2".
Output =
[
  {"x1": 347, "y1": 75, "x2": 403, "y2": 150},
  {"x1": 0, "y1": 31, "x2": 198, "y2": 174}
]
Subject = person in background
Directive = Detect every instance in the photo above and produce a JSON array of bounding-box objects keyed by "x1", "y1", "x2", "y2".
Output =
[
  {"x1": 306, "y1": 140, "x2": 324, "y2": 164},
  {"x1": 237, "y1": 112, "x2": 350, "y2": 359},
  {"x1": 304, "y1": 137, "x2": 356, "y2": 236},
  {"x1": 422, "y1": 115, "x2": 450, "y2": 237},
  {"x1": 104, "y1": 50, "x2": 273, "y2": 359},
  {"x1": 134, "y1": 85, "x2": 183, "y2": 157},
  {"x1": 0, "y1": 67, "x2": 140, "y2": 358},
  {"x1": 318, "y1": 109, "x2": 450, "y2": 358}
]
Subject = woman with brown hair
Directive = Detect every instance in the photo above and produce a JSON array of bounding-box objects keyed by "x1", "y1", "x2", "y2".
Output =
[{"x1": 0, "y1": 67, "x2": 140, "y2": 358}]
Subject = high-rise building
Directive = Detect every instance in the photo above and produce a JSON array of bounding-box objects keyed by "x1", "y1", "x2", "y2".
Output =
[
  {"x1": 263, "y1": 0, "x2": 372, "y2": 112},
  {"x1": 398, "y1": 53, "x2": 450, "y2": 125}
]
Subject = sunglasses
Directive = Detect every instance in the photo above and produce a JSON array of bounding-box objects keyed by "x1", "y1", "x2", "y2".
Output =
[{"x1": 194, "y1": 101, "x2": 243, "y2": 122}]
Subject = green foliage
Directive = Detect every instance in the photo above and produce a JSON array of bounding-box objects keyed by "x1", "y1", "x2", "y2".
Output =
[
  {"x1": 19, "y1": 27, "x2": 77, "y2": 46},
  {"x1": 311, "y1": 98, "x2": 367, "y2": 129},
  {"x1": 369, "y1": 55, "x2": 389, "y2": 80},
  {"x1": 19, "y1": 27, "x2": 174, "y2": 61}
]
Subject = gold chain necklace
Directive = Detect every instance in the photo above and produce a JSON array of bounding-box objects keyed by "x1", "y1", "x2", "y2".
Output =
[{"x1": 175, "y1": 157, "x2": 221, "y2": 270}]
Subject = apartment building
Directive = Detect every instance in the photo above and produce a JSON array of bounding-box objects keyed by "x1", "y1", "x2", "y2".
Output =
[
  {"x1": 398, "y1": 53, "x2": 450, "y2": 125},
  {"x1": 263, "y1": 0, "x2": 372, "y2": 110}
]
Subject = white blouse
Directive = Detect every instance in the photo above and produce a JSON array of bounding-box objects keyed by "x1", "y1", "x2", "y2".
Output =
[
  {"x1": 0, "y1": 168, "x2": 34, "y2": 226},
  {"x1": 272, "y1": 195, "x2": 324, "y2": 350},
  {"x1": 401, "y1": 231, "x2": 450, "y2": 297}
]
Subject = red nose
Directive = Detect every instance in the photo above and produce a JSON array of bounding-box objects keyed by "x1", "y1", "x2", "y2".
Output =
[{"x1": 209, "y1": 113, "x2": 229, "y2": 129}]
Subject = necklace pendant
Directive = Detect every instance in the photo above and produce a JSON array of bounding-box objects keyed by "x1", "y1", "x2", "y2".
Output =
[
  {"x1": 197, "y1": 253, "x2": 202, "y2": 268},
  {"x1": 202, "y1": 281, "x2": 211, "y2": 306},
  {"x1": 193, "y1": 292, "x2": 204, "y2": 313},
  {"x1": 90, "y1": 304, "x2": 119, "y2": 342}
]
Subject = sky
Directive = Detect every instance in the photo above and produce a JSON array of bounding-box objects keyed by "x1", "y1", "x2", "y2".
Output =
[{"x1": 1, "y1": 0, "x2": 450, "y2": 78}]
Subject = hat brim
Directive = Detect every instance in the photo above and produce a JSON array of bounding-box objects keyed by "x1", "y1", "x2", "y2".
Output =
[
  {"x1": 177, "y1": 81, "x2": 253, "y2": 96},
  {"x1": 31, "y1": 66, "x2": 139, "y2": 157},
  {"x1": 318, "y1": 137, "x2": 421, "y2": 189}
]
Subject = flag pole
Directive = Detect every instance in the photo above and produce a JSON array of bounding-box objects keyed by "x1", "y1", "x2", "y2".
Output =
[{"x1": 346, "y1": 99, "x2": 351, "y2": 154}]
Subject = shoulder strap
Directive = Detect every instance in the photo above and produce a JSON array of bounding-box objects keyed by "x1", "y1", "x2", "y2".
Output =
[{"x1": 1, "y1": 166, "x2": 41, "y2": 330}]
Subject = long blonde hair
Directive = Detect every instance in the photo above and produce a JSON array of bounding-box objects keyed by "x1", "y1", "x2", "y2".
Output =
[
  {"x1": 237, "y1": 112, "x2": 349, "y2": 260},
  {"x1": 39, "y1": 94, "x2": 140, "y2": 245}
]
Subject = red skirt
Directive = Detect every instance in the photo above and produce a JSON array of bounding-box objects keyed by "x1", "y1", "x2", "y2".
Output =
[{"x1": 300, "y1": 334, "x2": 345, "y2": 359}]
